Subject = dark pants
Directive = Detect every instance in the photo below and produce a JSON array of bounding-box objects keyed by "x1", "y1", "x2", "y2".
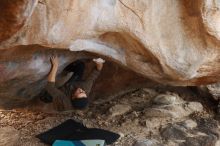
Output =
[
  {"x1": 64, "y1": 60, "x2": 85, "y2": 83},
  {"x1": 40, "y1": 61, "x2": 85, "y2": 103}
]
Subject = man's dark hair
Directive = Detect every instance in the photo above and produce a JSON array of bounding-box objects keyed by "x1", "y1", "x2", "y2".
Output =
[{"x1": 71, "y1": 98, "x2": 88, "y2": 109}]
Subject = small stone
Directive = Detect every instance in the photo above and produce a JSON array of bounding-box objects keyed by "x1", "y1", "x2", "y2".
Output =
[
  {"x1": 103, "y1": 121, "x2": 109, "y2": 126},
  {"x1": 36, "y1": 114, "x2": 44, "y2": 120},
  {"x1": 142, "y1": 88, "x2": 159, "y2": 98},
  {"x1": 161, "y1": 124, "x2": 187, "y2": 140},
  {"x1": 182, "y1": 119, "x2": 197, "y2": 129},
  {"x1": 84, "y1": 121, "x2": 93, "y2": 128},
  {"x1": 145, "y1": 118, "x2": 162, "y2": 129},
  {"x1": 119, "y1": 132, "x2": 125, "y2": 138},
  {"x1": 109, "y1": 104, "x2": 131, "y2": 117},
  {"x1": 153, "y1": 93, "x2": 182, "y2": 105},
  {"x1": 74, "y1": 110, "x2": 83, "y2": 116},
  {"x1": 187, "y1": 102, "x2": 203, "y2": 112},
  {"x1": 134, "y1": 119, "x2": 139, "y2": 125},
  {"x1": 87, "y1": 111, "x2": 93, "y2": 117},
  {"x1": 132, "y1": 111, "x2": 139, "y2": 117},
  {"x1": 182, "y1": 135, "x2": 218, "y2": 146},
  {"x1": 133, "y1": 139, "x2": 162, "y2": 146},
  {"x1": 140, "y1": 93, "x2": 146, "y2": 98}
]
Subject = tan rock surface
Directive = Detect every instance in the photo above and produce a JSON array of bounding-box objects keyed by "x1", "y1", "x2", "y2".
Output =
[
  {"x1": 1, "y1": 0, "x2": 220, "y2": 104},
  {"x1": 1, "y1": 0, "x2": 220, "y2": 85}
]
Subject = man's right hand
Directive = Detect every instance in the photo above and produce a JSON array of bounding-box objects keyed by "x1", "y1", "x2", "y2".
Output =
[{"x1": 50, "y1": 56, "x2": 59, "y2": 68}]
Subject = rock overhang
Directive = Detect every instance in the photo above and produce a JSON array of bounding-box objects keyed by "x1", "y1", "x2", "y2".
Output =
[{"x1": 1, "y1": 0, "x2": 220, "y2": 105}]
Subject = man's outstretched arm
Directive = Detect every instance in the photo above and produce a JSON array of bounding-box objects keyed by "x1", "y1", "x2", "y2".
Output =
[
  {"x1": 48, "y1": 56, "x2": 59, "y2": 82},
  {"x1": 82, "y1": 58, "x2": 105, "y2": 94},
  {"x1": 87, "y1": 59, "x2": 103, "y2": 80},
  {"x1": 46, "y1": 56, "x2": 72, "y2": 111}
]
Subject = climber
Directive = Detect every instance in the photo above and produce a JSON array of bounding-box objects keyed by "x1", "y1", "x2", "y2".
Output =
[{"x1": 45, "y1": 56, "x2": 105, "y2": 111}]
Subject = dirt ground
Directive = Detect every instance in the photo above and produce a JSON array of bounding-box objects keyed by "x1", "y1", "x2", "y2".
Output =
[{"x1": 0, "y1": 87, "x2": 219, "y2": 146}]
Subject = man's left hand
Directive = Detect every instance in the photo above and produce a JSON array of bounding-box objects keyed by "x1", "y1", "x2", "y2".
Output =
[{"x1": 93, "y1": 58, "x2": 105, "y2": 71}]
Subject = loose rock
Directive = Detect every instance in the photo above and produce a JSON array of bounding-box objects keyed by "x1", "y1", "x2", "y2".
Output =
[
  {"x1": 109, "y1": 104, "x2": 131, "y2": 117},
  {"x1": 161, "y1": 124, "x2": 188, "y2": 140},
  {"x1": 153, "y1": 93, "x2": 183, "y2": 105},
  {"x1": 181, "y1": 119, "x2": 197, "y2": 129},
  {"x1": 180, "y1": 135, "x2": 218, "y2": 146},
  {"x1": 133, "y1": 139, "x2": 162, "y2": 146}
]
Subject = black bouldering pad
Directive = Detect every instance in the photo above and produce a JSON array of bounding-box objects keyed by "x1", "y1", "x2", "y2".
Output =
[{"x1": 36, "y1": 119, "x2": 120, "y2": 145}]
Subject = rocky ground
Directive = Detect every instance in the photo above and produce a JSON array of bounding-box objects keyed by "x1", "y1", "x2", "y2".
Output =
[{"x1": 0, "y1": 87, "x2": 220, "y2": 146}]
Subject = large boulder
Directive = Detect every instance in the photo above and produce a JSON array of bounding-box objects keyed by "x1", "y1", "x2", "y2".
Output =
[
  {"x1": 1, "y1": 0, "x2": 220, "y2": 106},
  {"x1": 1, "y1": 0, "x2": 220, "y2": 84}
]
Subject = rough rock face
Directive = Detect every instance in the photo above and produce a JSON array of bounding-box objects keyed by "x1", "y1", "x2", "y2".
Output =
[
  {"x1": 0, "y1": 45, "x2": 152, "y2": 108},
  {"x1": 1, "y1": 0, "x2": 220, "y2": 104},
  {"x1": 207, "y1": 83, "x2": 220, "y2": 100},
  {"x1": 144, "y1": 93, "x2": 203, "y2": 118}
]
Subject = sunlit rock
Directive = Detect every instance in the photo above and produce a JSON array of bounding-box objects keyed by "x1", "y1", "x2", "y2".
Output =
[{"x1": 1, "y1": 0, "x2": 220, "y2": 106}]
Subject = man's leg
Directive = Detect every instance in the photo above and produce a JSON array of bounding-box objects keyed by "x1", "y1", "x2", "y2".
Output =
[
  {"x1": 65, "y1": 60, "x2": 85, "y2": 83},
  {"x1": 61, "y1": 61, "x2": 85, "y2": 97}
]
